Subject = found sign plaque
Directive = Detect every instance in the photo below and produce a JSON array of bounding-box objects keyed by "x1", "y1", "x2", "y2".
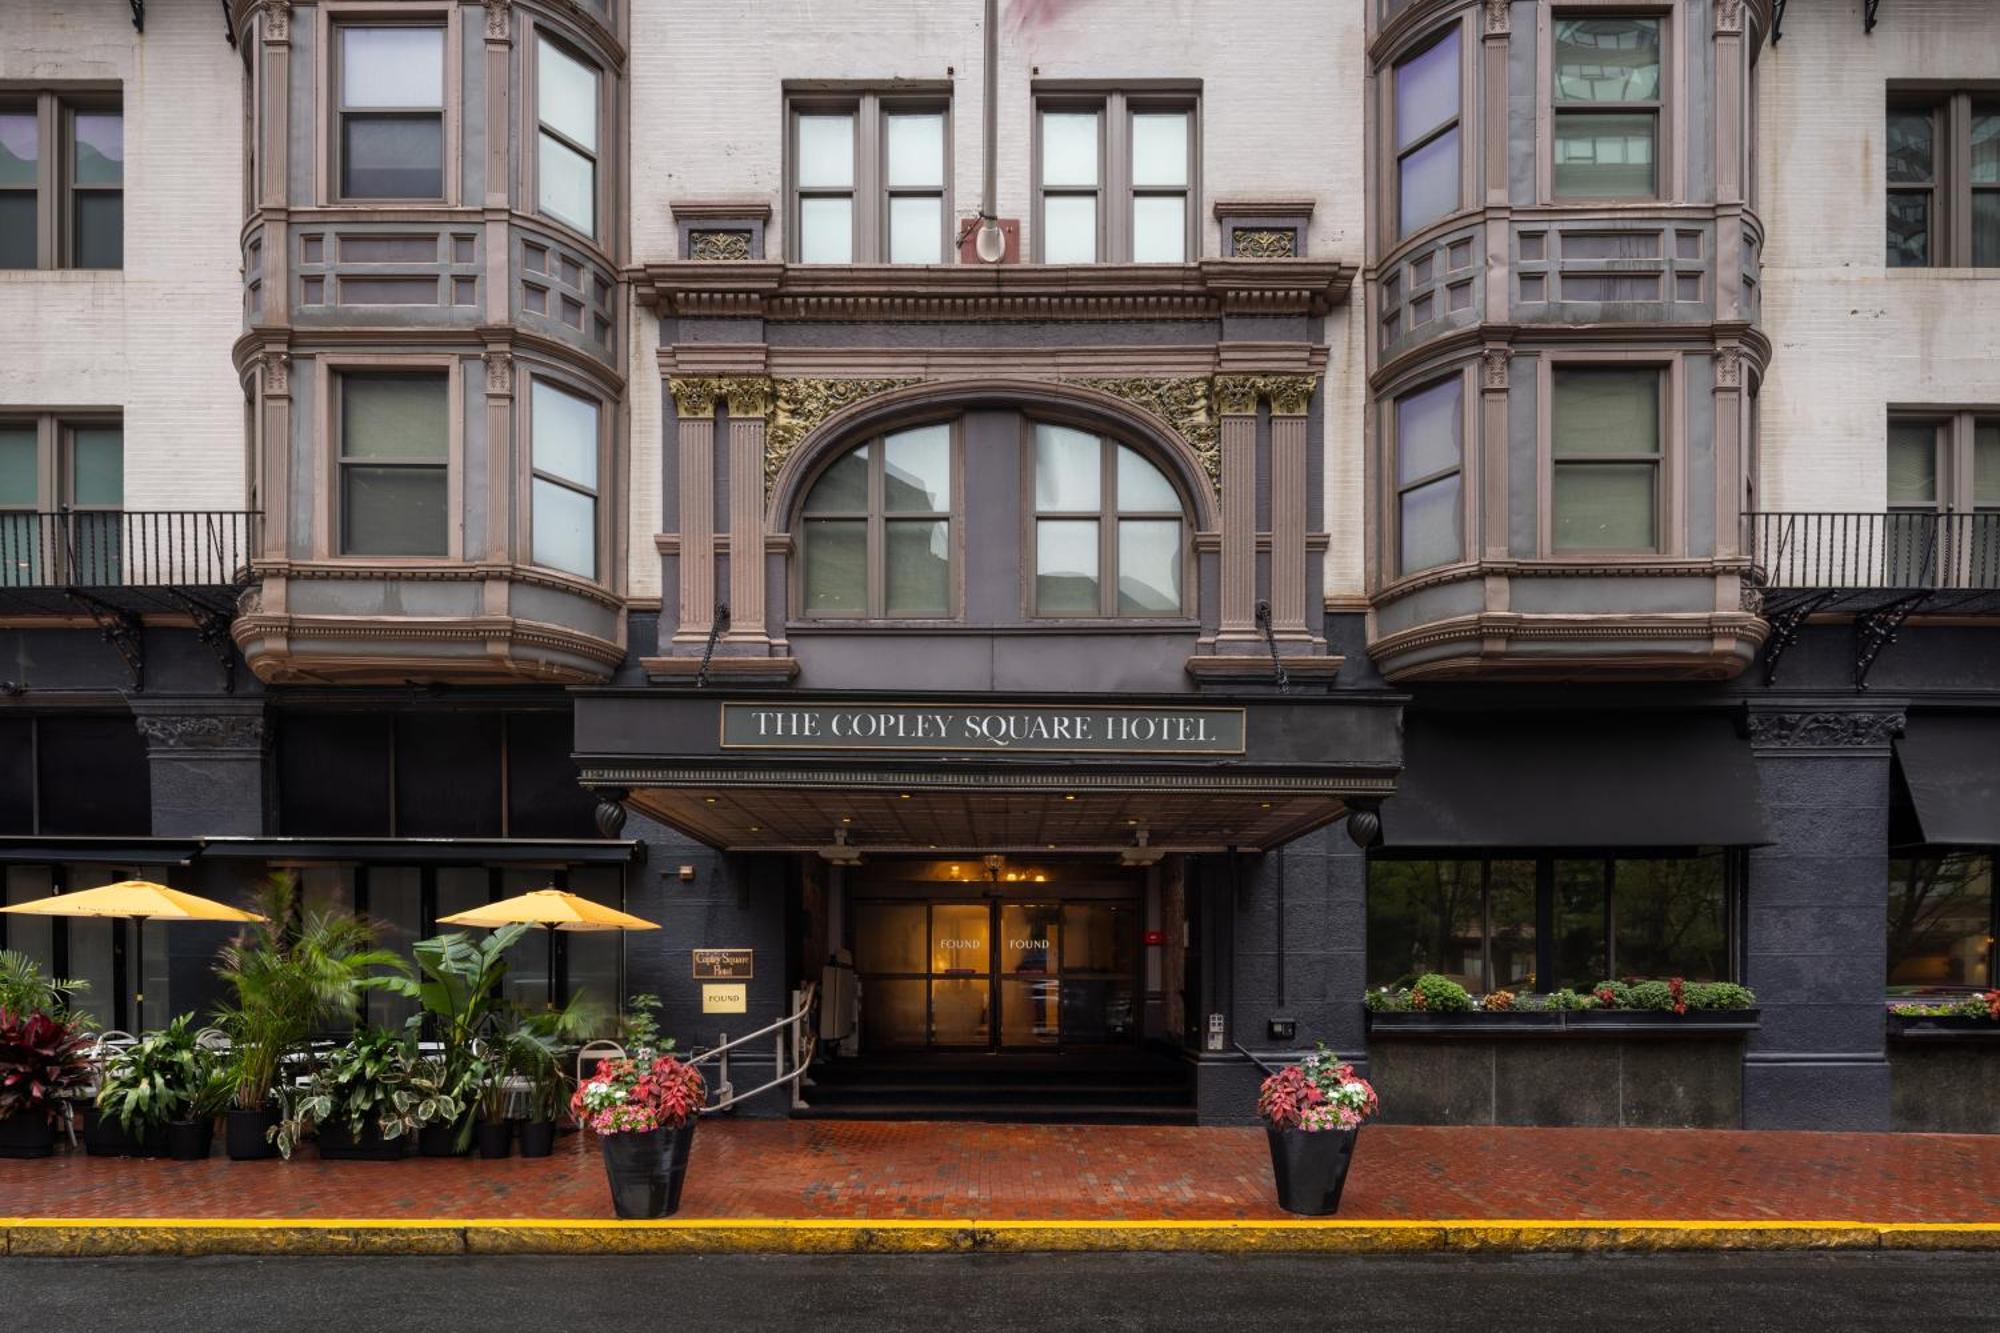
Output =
[
  {"x1": 701, "y1": 983, "x2": 747, "y2": 1015},
  {"x1": 692, "y1": 948, "x2": 754, "y2": 981}
]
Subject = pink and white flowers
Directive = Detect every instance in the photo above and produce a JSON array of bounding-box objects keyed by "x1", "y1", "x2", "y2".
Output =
[
  {"x1": 1257, "y1": 1045, "x2": 1379, "y2": 1133},
  {"x1": 570, "y1": 1053, "x2": 706, "y2": 1135}
]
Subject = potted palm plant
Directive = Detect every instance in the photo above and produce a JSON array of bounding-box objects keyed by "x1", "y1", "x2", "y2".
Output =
[
  {"x1": 380, "y1": 925, "x2": 529, "y2": 1157},
  {"x1": 0, "y1": 1005, "x2": 93, "y2": 1158},
  {"x1": 274, "y1": 1026, "x2": 419, "y2": 1161},
  {"x1": 213, "y1": 874, "x2": 398, "y2": 1161},
  {"x1": 1257, "y1": 1044, "x2": 1379, "y2": 1217}
]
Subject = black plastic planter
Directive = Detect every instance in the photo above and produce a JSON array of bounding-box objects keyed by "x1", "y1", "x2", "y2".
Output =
[
  {"x1": 517, "y1": 1119, "x2": 556, "y2": 1159},
  {"x1": 418, "y1": 1118, "x2": 474, "y2": 1158},
  {"x1": 225, "y1": 1106, "x2": 280, "y2": 1161},
  {"x1": 597, "y1": 1122, "x2": 697, "y2": 1218},
  {"x1": 316, "y1": 1120, "x2": 409, "y2": 1161},
  {"x1": 166, "y1": 1118, "x2": 215, "y2": 1162},
  {"x1": 0, "y1": 1112, "x2": 56, "y2": 1159},
  {"x1": 82, "y1": 1106, "x2": 166, "y2": 1158},
  {"x1": 476, "y1": 1120, "x2": 512, "y2": 1159},
  {"x1": 1265, "y1": 1125, "x2": 1359, "y2": 1217}
]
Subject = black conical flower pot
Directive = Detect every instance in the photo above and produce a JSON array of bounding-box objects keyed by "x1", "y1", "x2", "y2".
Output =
[
  {"x1": 0, "y1": 1112, "x2": 56, "y2": 1159},
  {"x1": 517, "y1": 1119, "x2": 556, "y2": 1158},
  {"x1": 167, "y1": 1117, "x2": 215, "y2": 1162},
  {"x1": 1265, "y1": 1124, "x2": 1359, "y2": 1217},
  {"x1": 225, "y1": 1106, "x2": 280, "y2": 1161},
  {"x1": 597, "y1": 1122, "x2": 697, "y2": 1219}
]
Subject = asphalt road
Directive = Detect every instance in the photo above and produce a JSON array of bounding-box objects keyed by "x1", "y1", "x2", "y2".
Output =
[{"x1": 7, "y1": 1251, "x2": 1998, "y2": 1332}]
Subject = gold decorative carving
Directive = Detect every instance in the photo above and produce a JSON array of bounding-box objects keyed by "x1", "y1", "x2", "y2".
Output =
[
  {"x1": 1209, "y1": 375, "x2": 1317, "y2": 419},
  {"x1": 1485, "y1": 0, "x2": 1511, "y2": 35},
  {"x1": 669, "y1": 377, "x2": 730, "y2": 417},
  {"x1": 1482, "y1": 347, "x2": 1512, "y2": 390},
  {"x1": 1231, "y1": 228, "x2": 1297, "y2": 260},
  {"x1": 484, "y1": 0, "x2": 512, "y2": 40},
  {"x1": 689, "y1": 230, "x2": 753, "y2": 261},
  {"x1": 1212, "y1": 376, "x2": 1260, "y2": 418},
  {"x1": 1714, "y1": 0, "x2": 1743, "y2": 35},
  {"x1": 1715, "y1": 346, "x2": 1743, "y2": 388},
  {"x1": 483, "y1": 350, "x2": 513, "y2": 395},
  {"x1": 264, "y1": 1, "x2": 290, "y2": 41},
  {"x1": 724, "y1": 377, "x2": 773, "y2": 418},
  {"x1": 1066, "y1": 377, "x2": 1221, "y2": 485},
  {"x1": 766, "y1": 378, "x2": 922, "y2": 493}
]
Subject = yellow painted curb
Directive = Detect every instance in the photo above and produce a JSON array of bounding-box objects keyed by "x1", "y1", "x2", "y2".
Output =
[{"x1": 4, "y1": 1217, "x2": 1999, "y2": 1257}]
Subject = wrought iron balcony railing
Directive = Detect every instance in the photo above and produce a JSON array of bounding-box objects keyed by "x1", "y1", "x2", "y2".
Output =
[
  {"x1": 0, "y1": 510, "x2": 259, "y2": 592},
  {"x1": 1746, "y1": 511, "x2": 2000, "y2": 592}
]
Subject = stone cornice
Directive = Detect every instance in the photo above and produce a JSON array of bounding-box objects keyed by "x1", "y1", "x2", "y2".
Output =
[
  {"x1": 231, "y1": 325, "x2": 626, "y2": 397},
  {"x1": 629, "y1": 259, "x2": 1356, "y2": 322},
  {"x1": 248, "y1": 559, "x2": 626, "y2": 613},
  {"x1": 668, "y1": 199, "x2": 774, "y2": 223},
  {"x1": 1373, "y1": 555, "x2": 1758, "y2": 604},
  {"x1": 1371, "y1": 321, "x2": 1774, "y2": 394},
  {"x1": 133, "y1": 713, "x2": 268, "y2": 755},
  {"x1": 1744, "y1": 709, "x2": 1906, "y2": 752}
]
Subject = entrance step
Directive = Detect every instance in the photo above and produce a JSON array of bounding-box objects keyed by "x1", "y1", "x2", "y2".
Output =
[
  {"x1": 795, "y1": 1050, "x2": 1195, "y2": 1125},
  {"x1": 791, "y1": 1102, "x2": 1197, "y2": 1125}
]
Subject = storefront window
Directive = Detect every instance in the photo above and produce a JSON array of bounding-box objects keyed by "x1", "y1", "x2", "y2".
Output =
[
  {"x1": 1887, "y1": 852, "x2": 1996, "y2": 993},
  {"x1": 1369, "y1": 851, "x2": 1734, "y2": 992}
]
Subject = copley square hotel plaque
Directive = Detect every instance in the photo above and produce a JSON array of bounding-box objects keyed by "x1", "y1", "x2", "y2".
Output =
[{"x1": 719, "y1": 703, "x2": 1247, "y2": 755}]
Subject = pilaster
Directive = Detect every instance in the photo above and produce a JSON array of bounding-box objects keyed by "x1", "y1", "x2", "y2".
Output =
[
  {"x1": 1213, "y1": 376, "x2": 1261, "y2": 648},
  {"x1": 129, "y1": 699, "x2": 271, "y2": 838},
  {"x1": 724, "y1": 378, "x2": 775, "y2": 651},
  {"x1": 670, "y1": 378, "x2": 723, "y2": 646},
  {"x1": 1265, "y1": 376, "x2": 1316, "y2": 643}
]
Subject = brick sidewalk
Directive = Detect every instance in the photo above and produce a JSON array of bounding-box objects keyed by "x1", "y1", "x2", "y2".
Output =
[{"x1": 3, "y1": 1122, "x2": 1997, "y2": 1222}]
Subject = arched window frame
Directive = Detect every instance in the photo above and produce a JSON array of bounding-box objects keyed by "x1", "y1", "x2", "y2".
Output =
[
  {"x1": 794, "y1": 418, "x2": 962, "y2": 621},
  {"x1": 1023, "y1": 418, "x2": 1193, "y2": 620}
]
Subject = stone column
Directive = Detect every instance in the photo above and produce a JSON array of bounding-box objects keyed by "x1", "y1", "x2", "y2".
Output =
[
  {"x1": 1213, "y1": 377, "x2": 1260, "y2": 648},
  {"x1": 129, "y1": 699, "x2": 270, "y2": 837},
  {"x1": 481, "y1": 350, "x2": 515, "y2": 620},
  {"x1": 482, "y1": 0, "x2": 514, "y2": 323},
  {"x1": 1481, "y1": 348, "x2": 1511, "y2": 564},
  {"x1": 669, "y1": 378, "x2": 722, "y2": 647},
  {"x1": 1742, "y1": 705, "x2": 1902, "y2": 1130},
  {"x1": 724, "y1": 378, "x2": 774, "y2": 651},
  {"x1": 1713, "y1": 345, "x2": 1744, "y2": 564},
  {"x1": 1264, "y1": 376, "x2": 1316, "y2": 643}
]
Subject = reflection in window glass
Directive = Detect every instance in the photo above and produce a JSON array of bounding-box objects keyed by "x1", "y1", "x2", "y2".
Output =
[
  {"x1": 1035, "y1": 519, "x2": 1099, "y2": 613},
  {"x1": 1552, "y1": 859, "x2": 1607, "y2": 990},
  {"x1": 0, "y1": 111, "x2": 38, "y2": 268},
  {"x1": 340, "y1": 373, "x2": 449, "y2": 556},
  {"x1": 1488, "y1": 861, "x2": 1538, "y2": 990},
  {"x1": 801, "y1": 429, "x2": 951, "y2": 617},
  {"x1": 1888, "y1": 854, "x2": 1995, "y2": 992},
  {"x1": 339, "y1": 28, "x2": 445, "y2": 199},
  {"x1": 1551, "y1": 17, "x2": 1660, "y2": 200},
  {"x1": 1366, "y1": 860, "x2": 1487, "y2": 990},
  {"x1": 1551, "y1": 367, "x2": 1661, "y2": 552},
  {"x1": 1613, "y1": 854, "x2": 1728, "y2": 980},
  {"x1": 1394, "y1": 29, "x2": 1460, "y2": 235},
  {"x1": 1395, "y1": 377, "x2": 1463, "y2": 574}
]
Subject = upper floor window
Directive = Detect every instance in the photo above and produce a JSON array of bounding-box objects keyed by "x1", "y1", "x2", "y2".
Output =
[
  {"x1": 1551, "y1": 365, "x2": 1662, "y2": 552},
  {"x1": 1393, "y1": 376, "x2": 1463, "y2": 576},
  {"x1": 801, "y1": 423, "x2": 954, "y2": 616},
  {"x1": 1032, "y1": 424, "x2": 1184, "y2": 616},
  {"x1": 0, "y1": 93, "x2": 122, "y2": 269},
  {"x1": 536, "y1": 36, "x2": 601, "y2": 237},
  {"x1": 529, "y1": 378, "x2": 601, "y2": 580},
  {"x1": 338, "y1": 372, "x2": 448, "y2": 556},
  {"x1": 1551, "y1": 16, "x2": 1661, "y2": 200},
  {"x1": 1035, "y1": 91, "x2": 1196, "y2": 263},
  {"x1": 1887, "y1": 95, "x2": 2000, "y2": 268},
  {"x1": 1887, "y1": 412, "x2": 2000, "y2": 585},
  {"x1": 789, "y1": 93, "x2": 949, "y2": 264},
  {"x1": 0, "y1": 416, "x2": 122, "y2": 585},
  {"x1": 337, "y1": 25, "x2": 446, "y2": 200},
  {"x1": 1393, "y1": 28, "x2": 1461, "y2": 238}
]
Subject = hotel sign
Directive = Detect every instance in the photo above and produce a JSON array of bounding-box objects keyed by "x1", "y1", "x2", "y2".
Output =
[
  {"x1": 692, "y1": 948, "x2": 754, "y2": 980},
  {"x1": 720, "y1": 703, "x2": 1246, "y2": 755}
]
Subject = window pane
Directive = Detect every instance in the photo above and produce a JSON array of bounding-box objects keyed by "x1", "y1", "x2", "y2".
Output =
[
  {"x1": 531, "y1": 476, "x2": 595, "y2": 578},
  {"x1": 1041, "y1": 111, "x2": 1099, "y2": 186},
  {"x1": 1888, "y1": 854, "x2": 1994, "y2": 992},
  {"x1": 1553, "y1": 17, "x2": 1660, "y2": 103},
  {"x1": 886, "y1": 113, "x2": 943, "y2": 188},
  {"x1": 1116, "y1": 518, "x2": 1180, "y2": 613},
  {"x1": 1553, "y1": 463, "x2": 1656, "y2": 550},
  {"x1": 884, "y1": 425, "x2": 949, "y2": 511},
  {"x1": 1553, "y1": 860, "x2": 1607, "y2": 990},
  {"x1": 1614, "y1": 854, "x2": 1728, "y2": 981},
  {"x1": 532, "y1": 380, "x2": 598, "y2": 488},
  {"x1": 1116, "y1": 445, "x2": 1179, "y2": 511},
  {"x1": 1000, "y1": 903, "x2": 1062, "y2": 973},
  {"x1": 1975, "y1": 108, "x2": 2000, "y2": 184},
  {"x1": 1396, "y1": 376, "x2": 1462, "y2": 484},
  {"x1": 1399, "y1": 473, "x2": 1462, "y2": 574},
  {"x1": 1974, "y1": 190, "x2": 2000, "y2": 268},
  {"x1": 1041, "y1": 194, "x2": 1096, "y2": 263},
  {"x1": 0, "y1": 112, "x2": 35, "y2": 187},
  {"x1": 1131, "y1": 194, "x2": 1185, "y2": 262},
  {"x1": 1399, "y1": 126, "x2": 1460, "y2": 235},
  {"x1": 343, "y1": 374, "x2": 448, "y2": 460},
  {"x1": 1366, "y1": 860, "x2": 1486, "y2": 990},
  {"x1": 798, "y1": 195, "x2": 852, "y2": 262},
  {"x1": 1553, "y1": 367, "x2": 1659, "y2": 456},
  {"x1": 1034, "y1": 425, "x2": 1100, "y2": 511},
  {"x1": 853, "y1": 902, "x2": 927, "y2": 973},
  {"x1": 1887, "y1": 191, "x2": 1931, "y2": 268},
  {"x1": 1395, "y1": 28, "x2": 1460, "y2": 150},
  {"x1": 886, "y1": 518, "x2": 950, "y2": 615},
  {"x1": 343, "y1": 465, "x2": 447, "y2": 555},
  {"x1": 342, "y1": 27, "x2": 444, "y2": 108},
  {"x1": 72, "y1": 112, "x2": 122, "y2": 186},
  {"x1": 1488, "y1": 862, "x2": 1537, "y2": 991},
  {"x1": 538, "y1": 38, "x2": 598, "y2": 152},
  {"x1": 342, "y1": 115, "x2": 444, "y2": 197},
  {"x1": 1887, "y1": 110, "x2": 1935, "y2": 184},
  {"x1": 1062, "y1": 903, "x2": 1135, "y2": 973},
  {"x1": 796, "y1": 114, "x2": 854, "y2": 189},
  {"x1": 70, "y1": 427, "x2": 122, "y2": 506},
  {"x1": 803, "y1": 518, "x2": 865, "y2": 613},
  {"x1": 888, "y1": 195, "x2": 942, "y2": 263},
  {"x1": 1554, "y1": 111, "x2": 1656, "y2": 198},
  {"x1": 539, "y1": 132, "x2": 595, "y2": 233},
  {"x1": 1131, "y1": 112, "x2": 1187, "y2": 187},
  {"x1": 1036, "y1": 519, "x2": 1099, "y2": 613},
  {"x1": 1887, "y1": 421, "x2": 1938, "y2": 506},
  {"x1": 0, "y1": 426, "x2": 37, "y2": 505},
  {"x1": 803, "y1": 443, "x2": 869, "y2": 513},
  {"x1": 0, "y1": 192, "x2": 33, "y2": 268},
  {"x1": 73, "y1": 193, "x2": 120, "y2": 269},
  {"x1": 1975, "y1": 422, "x2": 2000, "y2": 506}
]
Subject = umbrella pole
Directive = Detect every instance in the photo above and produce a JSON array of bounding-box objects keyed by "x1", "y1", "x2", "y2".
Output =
[
  {"x1": 131, "y1": 914, "x2": 146, "y2": 1032},
  {"x1": 546, "y1": 925, "x2": 557, "y2": 1009}
]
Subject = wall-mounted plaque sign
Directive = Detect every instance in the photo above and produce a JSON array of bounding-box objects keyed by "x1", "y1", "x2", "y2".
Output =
[
  {"x1": 720, "y1": 703, "x2": 1246, "y2": 755},
  {"x1": 701, "y1": 983, "x2": 747, "y2": 1015},
  {"x1": 692, "y1": 948, "x2": 754, "y2": 981}
]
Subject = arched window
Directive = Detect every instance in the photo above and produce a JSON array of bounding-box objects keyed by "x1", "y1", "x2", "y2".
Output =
[
  {"x1": 1031, "y1": 423, "x2": 1185, "y2": 617},
  {"x1": 800, "y1": 423, "x2": 953, "y2": 617}
]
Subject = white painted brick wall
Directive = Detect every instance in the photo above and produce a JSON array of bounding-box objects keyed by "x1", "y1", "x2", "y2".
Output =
[{"x1": 0, "y1": 0, "x2": 246, "y2": 514}]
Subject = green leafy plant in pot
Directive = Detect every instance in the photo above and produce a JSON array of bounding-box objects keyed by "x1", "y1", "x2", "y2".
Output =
[
  {"x1": 378, "y1": 924, "x2": 529, "y2": 1156},
  {"x1": 274, "y1": 1026, "x2": 420, "y2": 1161},
  {"x1": 95, "y1": 1014, "x2": 234, "y2": 1160},
  {"x1": 212, "y1": 874, "x2": 400, "y2": 1161},
  {"x1": 0, "y1": 949, "x2": 91, "y2": 1019},
  {"x1": 0, "y1": 1005, "x2": 93, "y2": 1159}
]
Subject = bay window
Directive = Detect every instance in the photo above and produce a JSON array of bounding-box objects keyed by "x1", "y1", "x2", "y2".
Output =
[
  {"x1": 1551, "y1": 365, "x2": 1663, "y2": 552},
  {"x1": 1393, "y1": 27, "x2": 1461, "y2": 237},
  {"x1": 338, "y1": 372, "x2": 448, "y2": 557},
  {"x1": 337, "y1": 25, "x2": 446, "y2": 200},
  {"x1": 529, "y1": 378, "x2": 601, "y2": 580},
  {"x1": 1393, "y1": 376, "x2": 1464, "y2": 575},
  {"x1": 536, "y1": 36, "x2": 601, "y2": 237}
]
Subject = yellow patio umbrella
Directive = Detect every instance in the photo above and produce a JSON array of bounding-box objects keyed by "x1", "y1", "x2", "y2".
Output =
[
  {"x1": 0, "y1": 881, "x2": 264, "y2": 1025},
  {"x1": 437, "y1": 887, "x2": 658, "y2": 1006}
]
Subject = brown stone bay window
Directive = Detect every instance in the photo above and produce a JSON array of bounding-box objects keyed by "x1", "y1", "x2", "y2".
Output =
[
  {"x1": 1366, "y1": 850, "x2": 1737, "y2": 994},
  {"x1": 333, "y1": 22, "x2": 448, "y2": 201}
]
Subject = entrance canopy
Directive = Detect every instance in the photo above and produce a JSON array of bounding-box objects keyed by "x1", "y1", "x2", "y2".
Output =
[{"x1": 573, "y1": 692, "x2": 1401, "y2": 855}]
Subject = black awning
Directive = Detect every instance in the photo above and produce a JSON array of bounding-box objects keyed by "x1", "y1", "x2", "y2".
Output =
[
  {"x1": 1895, "y1": 717, "x2": 2000, "y2": 847},
  {"x1": 1381, "y1": 712, "x2": 1766, "y2": 849},
  {"x1": 195, "y1": 838, "x2": 642, "y2": 865},
  {"x1": 0, "y1": 838, "x2": 201, "y2": 866}
]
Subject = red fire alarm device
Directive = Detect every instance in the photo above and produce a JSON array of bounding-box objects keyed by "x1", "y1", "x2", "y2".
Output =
[{"x1": 1143, "y1": 928, "x2": 1166, "y2": 946}]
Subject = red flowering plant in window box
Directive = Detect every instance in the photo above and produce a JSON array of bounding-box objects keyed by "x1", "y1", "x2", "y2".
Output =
[{"x1": 1257, "y1": 1044, "x2": 1378, "y2": 1217}]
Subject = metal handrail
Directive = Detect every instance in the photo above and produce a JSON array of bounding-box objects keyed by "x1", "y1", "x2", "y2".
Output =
[
  {"x1": 1746, "y1": 510, "x2": 2000, "y2": 592},
  {"x1": 0, "y1": 509, "x2": 259, "y2": 590},
  {"x1": 683, "y1": 981, "x2": 819, "y2": 1114}
]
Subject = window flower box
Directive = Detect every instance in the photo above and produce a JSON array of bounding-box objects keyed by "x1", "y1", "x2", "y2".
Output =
[
  {"x1": 1367, "y1": 1008, "x2": 1758, "y2": 1037},
  {"x1": 1887, "y1": 1014, "x2": 2000, "y2": 1040}
]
